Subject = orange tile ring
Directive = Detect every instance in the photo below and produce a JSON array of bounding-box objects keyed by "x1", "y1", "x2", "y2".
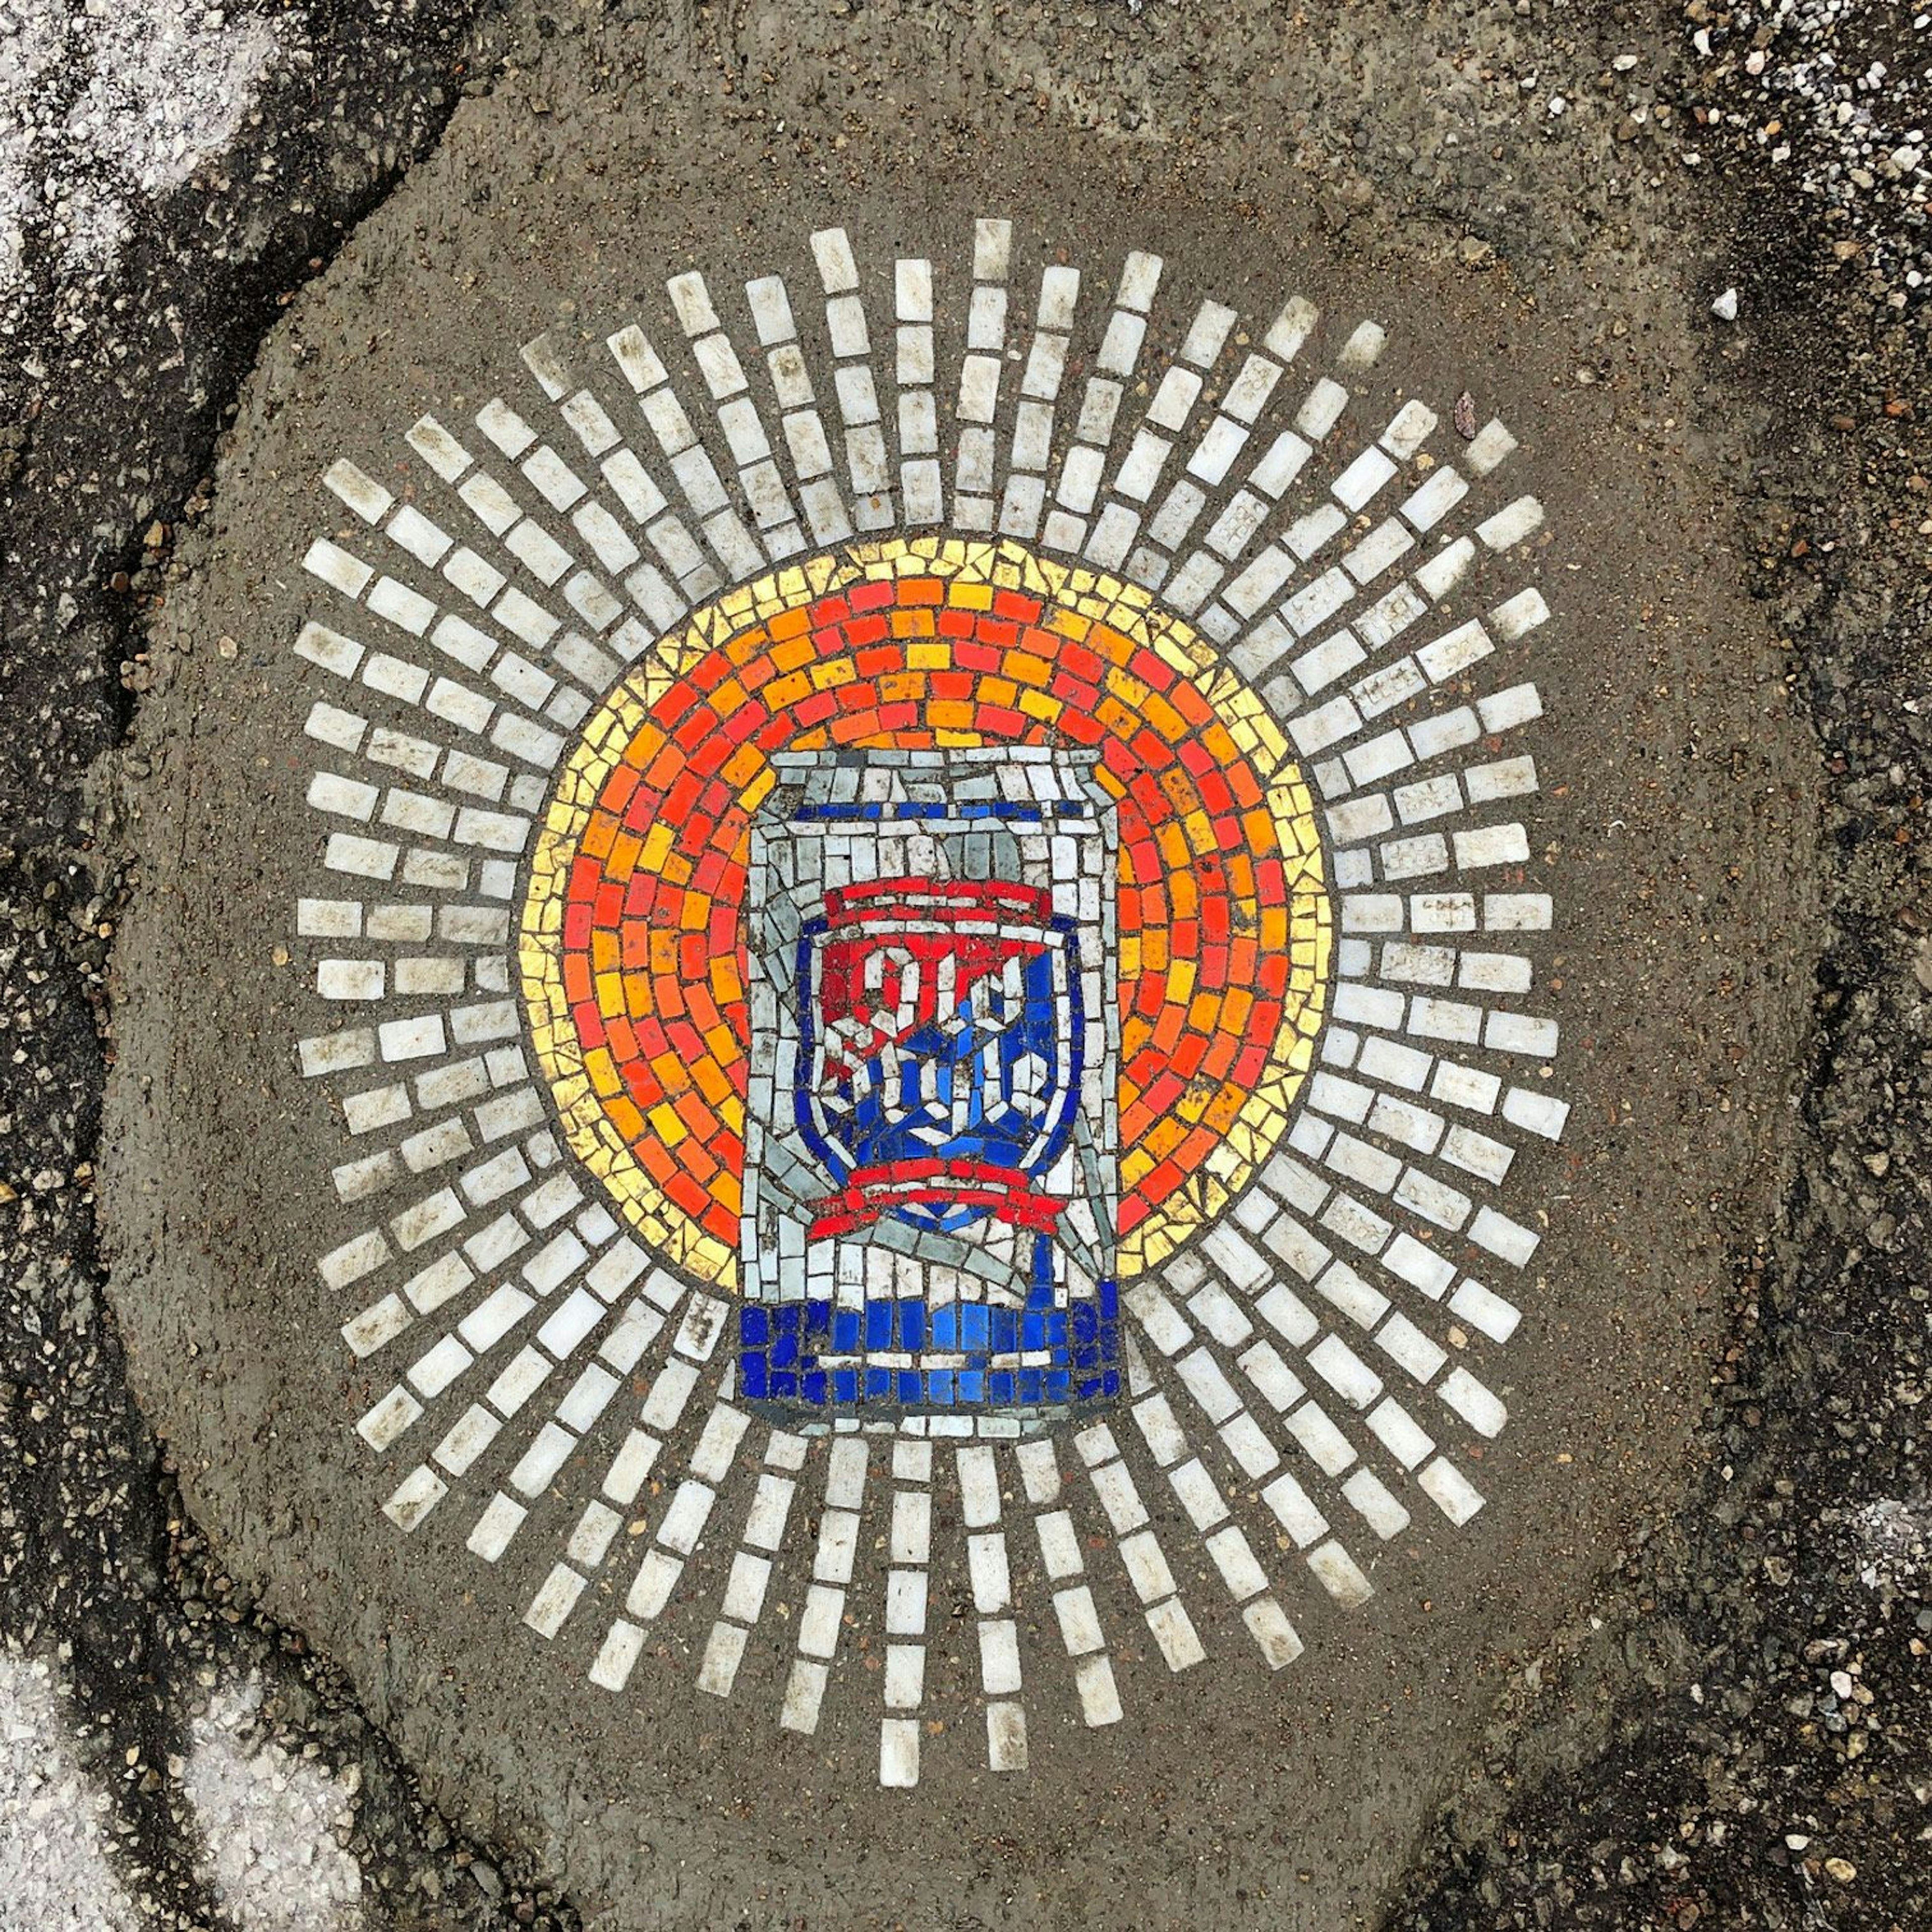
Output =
[{"x1": 520, "y1": 538, "x2": 1333, "y2": 1289}]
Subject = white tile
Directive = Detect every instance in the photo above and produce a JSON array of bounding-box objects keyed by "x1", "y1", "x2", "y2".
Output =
[
  {"x1": 1014, "y1": 1437, "x2": 1062, "y2": 1505},
  {"x1": 884, "y1": 1643, "x2": 925, "y2": 1709},
  {"x1": 1465, "y1": 418, "x2": 1518, "y2": 474},
  {"x1": 1342, "y1": 1467, "x2": 1411, "y2": 1540},
  {"x1": 695, "y1": 1621, "x2": 749, "y2": 1699},
  {"x1": 1205, "y1": 1525, "x2": 1270, "y2": 1601},
  {"x1": 688, "y1": 1404, "x2": 750, "y2": 1485},
  {"x1": 1469, "y1": 1205, "x2": 1540, "y2": 1267},
  {"x1": 1053, "y1": 1584, "x2": 1105, "y2": 1657},
  {"x1": 1116, "y1": 1528, "x2": 1176, "y2": 1602},
  {"x1": 1087, "y1": 1460, "x2": 1147, "y2": 1534},
  {"x1": 814, "y1": 1508, "x2": 860, "y2": 1584},
  {"x1": 1242, "y1": 1597, "x2": 1305, "y2": 1669},
  {"x1": 1035, "y1": 1509, "x2": 1083, "y2": 1581},
  {"x1": 966, "y1": 1532, "x2": 1012, "y2": 1614},
  {"x1": 1219, "y1": 1413, "x2": 1280, "y2": 1480},
  {"x1": 1438, "y1": 1365, "x2": 1508, "y2": 1437},
  {"x1": 466, "y1": 1491, "x2": 525, "y2": 1562},
  {"x1": 1167, "y1": 1458, "x2": 1227, "y2": 1531},
  {"x1": 796, "y1": 1583, "x2": 845, "y2": 1659},
  {"x1": 1146, "y1": 1598, "x2": 1206, "y2": 1672},
  {"x1": 1074, "y1": 1654, "x2": 1122, "y2": 1727},
  {"x1": 1477, "y1": 495, "x2": 1544, "y2": 549},
  {"x1": 778, "y1": 1658, "x2": 829, "y2": 1733},
  {"x1": 589, "y1": 1619, "x2": 645, "y2": 1694},
  {"x1": 524, "y1": 1564, "x2": 586, "y2": 1638},
  {"x1": 1307, "y1": 1537, "x2": 1375, "y2": 1608},
  {"x1": 879, "y1": 1718, "x2": 921, "y2": 1789},
  {"x1": 1419, "y1": 1456, "x2": 1486, "y2": 1524},
  {"x1": 891, "y1": 1488, "x2": 933, "y2": 1564},
  {"x1": 356, "y1": 1385, "x2": 421, "y2": 1451},
  {"x1": 625, "y1": 1548, "x2": 685, "y2": 1619}
]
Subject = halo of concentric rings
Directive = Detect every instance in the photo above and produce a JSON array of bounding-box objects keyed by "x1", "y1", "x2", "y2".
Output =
[{"x1": 519, "y1": 535, "x2": 1332, "y2": 1289}]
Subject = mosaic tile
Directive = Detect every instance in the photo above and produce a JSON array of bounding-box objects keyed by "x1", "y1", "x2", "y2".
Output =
[{"x1": 290, "y1": 216, "x2": 1568, "y2": 1788}]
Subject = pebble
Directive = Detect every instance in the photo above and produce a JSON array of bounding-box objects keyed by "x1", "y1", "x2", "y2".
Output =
[{"x1": 1712, "y1": 286, "x2": 1740, "y2": 320}]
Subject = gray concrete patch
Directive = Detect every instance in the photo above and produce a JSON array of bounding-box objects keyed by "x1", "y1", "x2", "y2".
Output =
[{"x1": 98, "y1": 3, "x2": 1821, "y2": 1925}]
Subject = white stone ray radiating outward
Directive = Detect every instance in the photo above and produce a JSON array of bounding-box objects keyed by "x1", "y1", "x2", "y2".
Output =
[
  {"x1": 1126, "y1": 1271, "x2": 1411, "y2": 1569},
  {"x1": 696, "y1": 1426, "x2": 810, "y2": 1700},
  {"x1": 811, "y1": 226, "x2": 893, "y2": 531},
  {"x1": 950, "y1": 217, "x2": 1013, "y2": 532},
  {"x1": 1083, "y1": 293, "x2": 1238, "y2": 576},
  {"x1": 892, "y1": 254, "x2": 942, "y2": 526},
  {"x1": 1116, "y1": 1348, "x2": 1308, "y2": 1670},
  {"x1": 1010, "y1": 1438, "x2": 1126, "y2": 1728},
  {"x1": 1179, "y1": 313, "x2": 1385, "y2": 651},
  {"x1": 662, "y1": 272, "x2": 810, "y2": 563},
  {"x1": 879, "y1": 1440, "x2": 937, "y2": 1789},
  {"x1": 508, "y1": 341, "x2": 703, "y2": 634},
  {"x1": 592, "y1": 1387, "x2": 752, "y2": 1641},
  {"x1": 996, "y1": 261, "x2": 1080, "y2": 541},
  {"x1": 745, "y1": 271, "x2": 855, "y2": 546},
  {"x1": 1149, "y1": 1189, "x2": 1493, "y2": 1546},
  {"x1": 1041, "y1": 247, "x2": 1162, "y2": 554},
  {"x1": 353, "y1": 1187, "x2": 643, "y2": 1511},
  {"x1": 597, "y1": 318, "x2": 768, "y2": 589},
  {"x1": 962, "y1": 1443, "x2": 1029, "y2": 1770},
  {"x1": 777, "y1": 1436, "x2": 870, "y2": 1735},
  {"x1": 466, "y1": 1270, "x2": 706, "y2": 1575},
  {"x1": 1066, "y1": 1421, "x2": 1209, "y2": 1673}
]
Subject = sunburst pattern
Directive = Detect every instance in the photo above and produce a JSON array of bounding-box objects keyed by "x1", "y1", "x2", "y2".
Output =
[{"x1": 291, "y1": 217, "x2": 1567, "y2": 1786}]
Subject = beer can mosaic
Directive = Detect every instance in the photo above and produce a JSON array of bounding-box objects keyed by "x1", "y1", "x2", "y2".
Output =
[{"x1": 289, "y1": 218, "x2": 1566, "y2": 1786}]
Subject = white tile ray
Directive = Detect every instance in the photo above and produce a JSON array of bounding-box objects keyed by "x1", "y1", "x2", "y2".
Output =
[
  {"x1": 696, "y1": 1427, "x2": 809, "y2": 1700},
  {"x1": 1070, "y1": 1421, "x2": 1208, "y2": 1674},
  {"x1": 778, "y1": 1437, "x2": 871, "y2": 1735}
]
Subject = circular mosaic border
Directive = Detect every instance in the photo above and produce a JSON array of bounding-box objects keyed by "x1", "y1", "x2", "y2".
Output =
[{"x1": 286, "y1": 215, "x2": 1569, "y2": 1788}]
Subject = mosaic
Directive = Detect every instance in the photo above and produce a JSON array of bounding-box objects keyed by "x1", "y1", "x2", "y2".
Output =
[{"x1": 289, "y1": 217, "x2": 1567, "y2": 1786}]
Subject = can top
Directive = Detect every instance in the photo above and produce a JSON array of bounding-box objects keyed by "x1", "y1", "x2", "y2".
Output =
[
  {"x1": 768, "y1": 746, "x2": 1101, "y2": 773},
  {"x1": 764, "y1": 746, "x2": 1113, "y2": 817}
]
